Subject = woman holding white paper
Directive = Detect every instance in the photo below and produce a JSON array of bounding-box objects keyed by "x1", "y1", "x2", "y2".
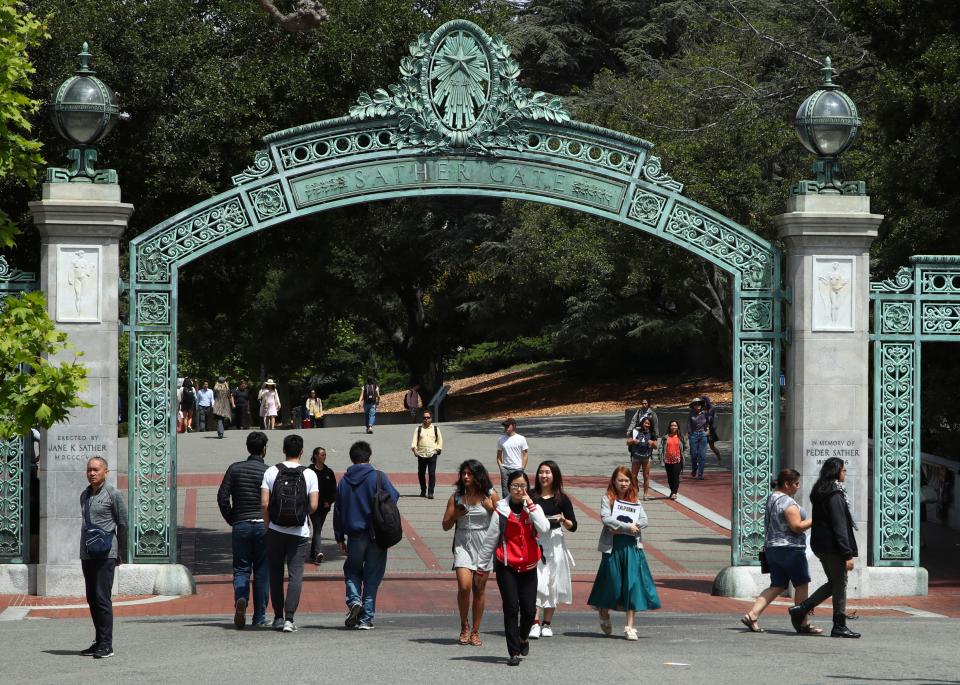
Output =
[{"x1": 587, "y1": 466, "x2": 661, "y2": 641}]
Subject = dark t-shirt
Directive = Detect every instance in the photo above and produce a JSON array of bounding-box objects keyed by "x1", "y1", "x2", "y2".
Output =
[
  {"x1": 232, "y1": 388, "x2": 249, "y2": 407},
  {"x1": 533, "y1": 494, "x2": 578, "y2": 531}
]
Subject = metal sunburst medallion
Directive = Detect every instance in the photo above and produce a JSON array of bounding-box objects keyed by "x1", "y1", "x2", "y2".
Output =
[{"x1": 429, "y1": 30, "x2": 491, "y2": 131}]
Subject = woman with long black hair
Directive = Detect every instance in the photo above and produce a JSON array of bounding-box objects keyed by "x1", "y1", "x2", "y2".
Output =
[
  {"x1": 441, "y1": 459, "x2": 499, "y2": 646},
  {"x1": 529, "y1": 460, "x2": 577, "y2": 638},
  {"x1": 789, "y1": 457, "x2": 861, "y2": 638},
  {"x1": 476, "y1": 470, "x2": 550, "y2": 666}
]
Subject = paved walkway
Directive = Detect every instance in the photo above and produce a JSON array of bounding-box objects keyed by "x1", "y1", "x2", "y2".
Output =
[{"x1": 5, "y1": 415, "x2": 959, "y2": 620}]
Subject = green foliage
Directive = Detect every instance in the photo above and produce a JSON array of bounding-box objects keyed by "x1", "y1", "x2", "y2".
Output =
[
  {"x1": 0, "y1": 0, "x2": 47, "y2": 247},
  {"x1": 448, "y1": 335, "x2": 556, "y2": 376},
  {"x1": 0, "y1": 291, "x2": 89, "y2": 437}
]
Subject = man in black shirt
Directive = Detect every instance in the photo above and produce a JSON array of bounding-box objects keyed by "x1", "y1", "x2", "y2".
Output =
[
  {"x1": 307, "y1": 446, "x2": 337, "y2": 564},
  {"x1": 217, "y1": 431, "x2": 270, "y2": 628}
]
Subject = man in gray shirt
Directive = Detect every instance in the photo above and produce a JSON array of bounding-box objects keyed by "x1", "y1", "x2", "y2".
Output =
[{"x1": 79, "y1": 457, "x2": 127, "y2": 659}]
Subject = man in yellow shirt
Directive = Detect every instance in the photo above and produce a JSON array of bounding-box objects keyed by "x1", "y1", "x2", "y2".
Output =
[{"x1": 411, "y1": 411, "x2": 443, "y2": 499}]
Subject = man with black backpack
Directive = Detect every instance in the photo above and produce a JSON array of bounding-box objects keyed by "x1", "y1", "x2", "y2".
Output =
[
  {"x1": 260, "y1": 434, "x2": 319, "y2": 633},
  {"x1": 333, "y1": 441, "x2": 400, "y2": 630},
  {"x1": 411, "y1": 410, "x2": 443, "y2": 499}
]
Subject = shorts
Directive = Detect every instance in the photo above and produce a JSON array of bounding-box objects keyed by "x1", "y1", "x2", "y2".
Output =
[{"x1": 766, "y1": 545, "x2": 811, "y2": 588}]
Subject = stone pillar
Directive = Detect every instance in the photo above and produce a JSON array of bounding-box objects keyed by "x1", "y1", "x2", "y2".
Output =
[
  {"x1": 29, "y1": 183, "x2": 132, "y2": 596},
  {"x1": 776, "y1": 194, "x2": 925, "y2": 597}
]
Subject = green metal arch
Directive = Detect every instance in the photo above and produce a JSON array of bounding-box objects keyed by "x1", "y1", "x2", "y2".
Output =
[{"x1": 126, "y1": 18, "x2": 782, "y2": 567}]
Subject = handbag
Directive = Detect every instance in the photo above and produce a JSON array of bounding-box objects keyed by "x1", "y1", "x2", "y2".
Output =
[{"x1": 83, "y1": 495, "x2": 114, "y2": 558}]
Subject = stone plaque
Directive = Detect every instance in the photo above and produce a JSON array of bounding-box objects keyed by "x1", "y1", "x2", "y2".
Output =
[
  {"x1": 812, "y1": 256, "x2": 854, "y2": 332},
  {"x1": 56, "y1": 245, "x2": 102, "y2": 323},
  {"x1": 803, "y1": 431, "x2": 865, "y2": 519},
  {"x1": 45, "y1": 428, "x2": 111, "y2": 467}
]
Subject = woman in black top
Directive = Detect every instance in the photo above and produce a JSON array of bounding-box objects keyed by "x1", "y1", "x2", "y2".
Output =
[
  {"x1": 529, "y1": 461, "x2": 577, "y2": 638},
  {"x1": 788, "y1": 457, "x2": 860, "y2": 638}
]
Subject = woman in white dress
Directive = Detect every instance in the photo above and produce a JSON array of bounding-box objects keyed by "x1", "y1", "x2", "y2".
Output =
[
  {"x1": 529, "y1": 460, "x2": 576, "y2": 638},
  {"x1": 442, "y1": 459, "x2": 499, "y2": 646},
  {"x1": 258, "y1": 379, "x2": 280, "y2": 430}
]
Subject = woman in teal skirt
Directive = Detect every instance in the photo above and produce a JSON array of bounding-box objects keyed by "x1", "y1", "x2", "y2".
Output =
[{"x1": 587, "y1": 465, "x2": 661, "y2": 640}]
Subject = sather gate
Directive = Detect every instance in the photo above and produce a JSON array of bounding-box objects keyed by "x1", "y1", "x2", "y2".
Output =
[{"x1": 125, "y1": 20, "x2": 783, "y2": 566}]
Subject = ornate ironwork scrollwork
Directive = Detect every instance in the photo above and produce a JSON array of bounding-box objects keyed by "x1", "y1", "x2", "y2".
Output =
[
  {"x1": 735, "y1": 340, "x2": 777, "y2": 563},
  {"x1": 248, "y1": 183, "x2": 288, "y2": 222},
  {"x1": 870, "y1": 266, "x2": 913, "y2": 293},
  {"x1": 231, "y1": 150, "x2": 274, "y2": 186},
  {"x1": 131, "y1": 333, "x2": 172, "y2": 559},
  {"x1": 741, "y1": 299, "x2": 774, "y2": 332},
  {"x1": 641, "y1": 156, "x2": 683, "y2": 193},
  {"x1": 879, "y1": 301, "x2": 913, "y2": 335},
  {"x1": 665, "y1": 205, "x2": 773, "y2": 290},
  {"x1": 136, "y1": 292, "x2": 170, "y2": 326},
  {"x1": 628, "y1": 189, "x2": 666, "y2": 227},
  {"x1": 0, "y1": 437, "x2": 26, "y2": 561},
  {"x1": 136, "y1": 197, "x2": 250, "y2": 283}
]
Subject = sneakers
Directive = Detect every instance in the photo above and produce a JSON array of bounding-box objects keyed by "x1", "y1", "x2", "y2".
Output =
[
  {"x1": 624, "y1": 626, "x2": 639, "y2": 641},
  {"x1": 540, "y1": 624, "x2": 553, "y2": 638},
  {"x1": 93, "y1": 647, "x2": 114, "y2": 659},
  {"x1": 272, "y1": 617, "x2": 285, "y2": 631},
  {"x1": 234, "y1": 597, "x2": 247, "y2": 629},
  {"x1": 528, "y1": 622, "x2": 541, "y2": 639},
  {"x1": 508, "y1": 655, "x2": 521, "y2": 666},
  {"x1": 357, "y1": 623, "x2": 374, "y2": 630},
  {"x1": 282, "y1": 620, "x2": 298, "y2": 633},
  {"x1": 345, "y1": 602, "x2": 362, "y2": 628},
  {"x1": 80, "y1": 643, "x2": 99, "y2": 656},
  {"x1": 314, "y1": 552, "x2": 324, "y2": 564}
]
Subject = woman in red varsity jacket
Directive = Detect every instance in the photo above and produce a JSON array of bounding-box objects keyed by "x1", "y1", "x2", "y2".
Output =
[{"x1": 476, "y1": 470, "x2": 550, "y2": 666}]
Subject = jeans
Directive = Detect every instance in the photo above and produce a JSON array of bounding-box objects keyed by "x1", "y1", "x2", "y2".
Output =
[
  {"x1": 216, "y1": 416, "x2": 226, "y2": 438},
  {"x1": 363, "y1": 402, "x2": 377, "y2": 428},
  {"x1": 267, "y1": 530, "x2": 309, "y2": 621},
  {"x1": 417, "y1": 454, "x2": 438, "y2": 496},
  {"x1": 82, "y1": 557, "x2": 117, "y2": 650},
  {"x1": 807, "y1": 552, "x2": 849, "y2": 615},
  {"x1": 664, "y1": 462, "x2": 682, "y2": 494},
  {"x1": 309, "y1": 507, "x2": 330, "y2": 559},
  {"x1": 494, "y1": 561, "x2": 537, "y2": 656},
  {"x1": 343, "y1": 533, "x2": 388, "y2": 626},
  {"x1": 689, "y1": 432, "x2": 707, "y2": 477},
  {"x1": 499, "y1": 464, "x2": 520, "y2": 498},
  {"x1": 232, "y1": 521, "x2": 269, "y2": 623},
  {"x1": 197, "y1": 406, "x2": 212, "y2": 431}
]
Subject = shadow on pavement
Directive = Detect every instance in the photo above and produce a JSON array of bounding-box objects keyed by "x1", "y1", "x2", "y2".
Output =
[
  {"x1": 41, "y1": 650, "x2": 84, "y2": 657},
  {"x1": 408, "y1": 637, "x2": 460, "y2": 645},
  {"x1": 448, "y1": 655, "x2": 509, "y2": 664},
  {"x1": 670, "y1": 537, "x2": 731, "y2": 546}
]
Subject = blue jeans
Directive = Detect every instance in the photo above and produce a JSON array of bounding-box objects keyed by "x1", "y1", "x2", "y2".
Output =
[
  {"x1": 363, "y1": 402, "x2": 377, "y2": 428},
  {"x1": 232, "y1": 521, "x2": 269, "y2": 623},
  {"x1": 689, "y1": 431, "x2": 707, "y2": 477},
  {"x1": 343, "y1": 533, "x2": 388, "y2": 626}
]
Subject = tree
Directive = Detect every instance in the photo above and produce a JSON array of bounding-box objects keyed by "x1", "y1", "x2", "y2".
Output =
[
  {"x1": 257, "y1": 0, "x2": 329, "y2": 32},
  {"x1": 0, "y1": 292, "x2": 89, "y2": 437},
  {"x1": 0, "y1": 0, "x2": 47, "y2": 247}
]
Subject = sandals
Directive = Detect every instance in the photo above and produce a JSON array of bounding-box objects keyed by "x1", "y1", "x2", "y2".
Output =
[
  {"x1": 599, "y1": 612, "x2": 612, "y2": 636},
  {"x1": 799, "y1": 623, "x2": 824, "y2": 634},
  {"x1": 469, "y1": 631, "x2": 482, "y2": 646},
  {"x1": 740, "y1": 613, "x2": 764, "y2": 633},
  {"x1": 458, "y1": 626, "x2": 470, "y2": 645}
]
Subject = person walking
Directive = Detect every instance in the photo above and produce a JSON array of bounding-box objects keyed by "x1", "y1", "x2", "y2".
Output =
[
  {"x1": 627, "y1": 416, "x2": 657, "y2": 501},
  {"x1": 307, "y1": 446, "x2": 337, "y2": 564},
  {"x1": 196, "y1": 380, "x2": 214, "y2": 432},
  {"x1": 258, "y1": 380, "x2": 281, "y2": 430},
  {"x1": 496, "y1": 418, "x2": 529, "y2": 498},
  {"x1": 217, "y1": 431, "x2": 271, "y2": 629},
  {"x1": 260, "y1": 434, "x2": 319, "y2": 632},
  {"x1": 334, "y1": 440, "x2": 400, "y2": 630},
  {"x1": 659, "y1": 420, "x2": 687, "y2": 500},
  {"x1": 412, "y1": 410, "x2": 443, "y2": 499},
  {"x1": 627, "y1": 398, "x2": 659, "y2": 437},
  {"x1": 180, "y1": 377, "x2": 196, "y2": 432},
  {"x1": 741, "y1": 468, "x2": 819, "y2": 634},
  {"x1": 213, "y1": 376, "x2": 232, "y2": 439},
  {"x1": 587, "y1": 466, "x2": 661, "y2": 641},
  {"x1": 529, "y1": 460, "x2": 576, "y2": 639},
  {"x1": 403, "y1": 384, "x2": 421, "y2": 421},
  {"x1": 441, "y1": 459, "x2": 499, "y2": 646},
  {"x1": 232, "y1": 380, "x2": 251, "y2": 430},
  {"x1": 305, "y1": 390, "x2": 323, "y2": 428},
  {"x1": 703, "y1": 395, "x2": 723, "y2": 466},
  {"x1": 357, "y1": 376, "x2": 380, "y2": 434},
  {"x1": 476, "y1": 470, "x2": 550, "y2": 666},
  {"x1": 686, "y1": 397, "x2": 709, "y2": 480},
  {"x1": 79, "y1": 457, "x2": 127, "y2": 659},
  {"x1": 789, "y1": 457, "x2": 861, "y2": 638}
]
